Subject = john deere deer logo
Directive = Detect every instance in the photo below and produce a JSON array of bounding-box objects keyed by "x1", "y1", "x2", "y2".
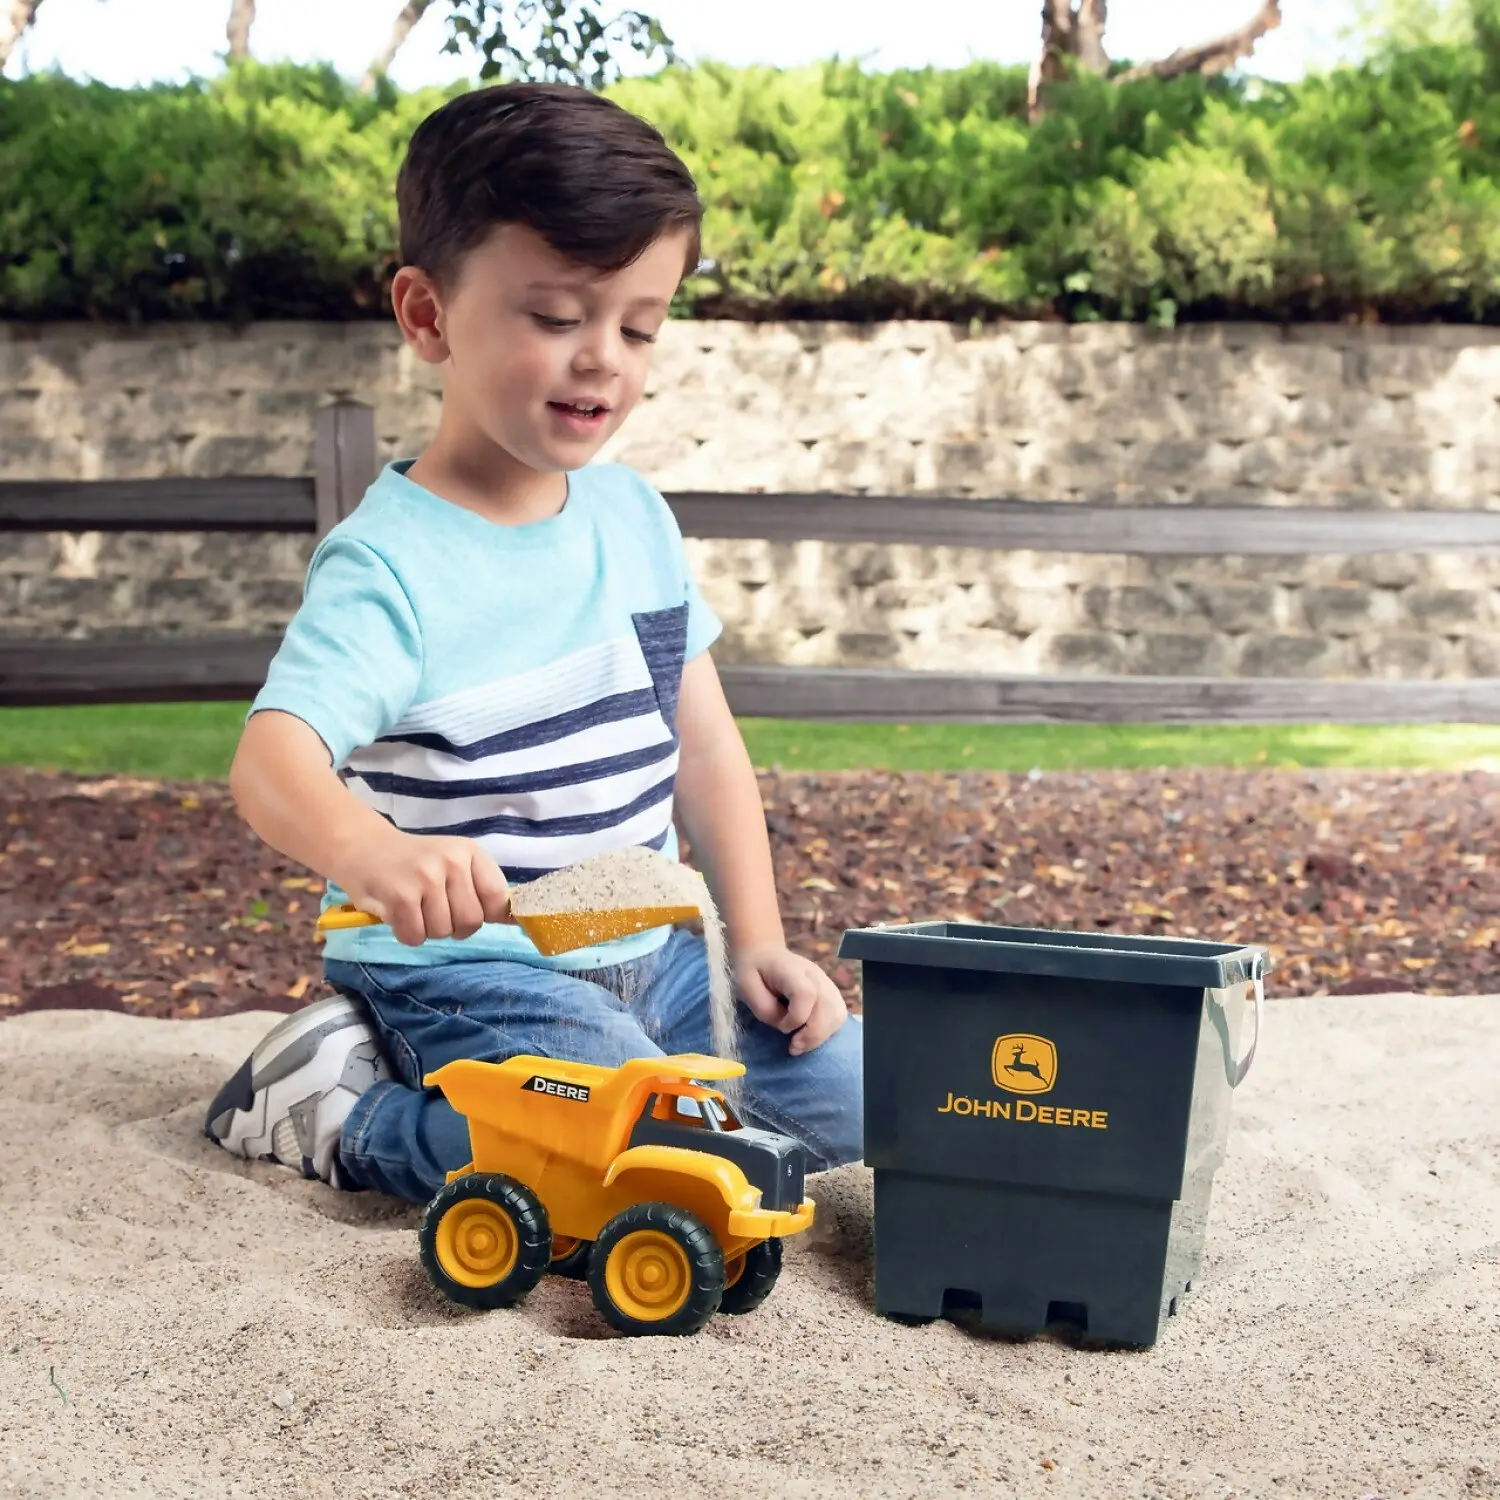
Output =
[{"x1": 991, "y1": 1034, "x2": 1057, "y2": 1095}]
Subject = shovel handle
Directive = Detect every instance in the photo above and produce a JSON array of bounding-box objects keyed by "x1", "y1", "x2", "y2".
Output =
[{"x1": 314, "y1": 903, "x2": 385, "y2": 940}]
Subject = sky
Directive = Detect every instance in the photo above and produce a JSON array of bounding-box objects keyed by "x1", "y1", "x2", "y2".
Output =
[{"x1": 6, "y1": 0, "x2": 1364, "y2": 89}]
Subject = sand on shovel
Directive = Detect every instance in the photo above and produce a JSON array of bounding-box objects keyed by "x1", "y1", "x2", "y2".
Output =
[{"x1": 508, "y1": 846, "x2": 737, "y2": 1065}]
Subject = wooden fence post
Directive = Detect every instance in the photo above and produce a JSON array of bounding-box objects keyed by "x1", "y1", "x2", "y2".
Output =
[{"x1": 313, "y1": 400, "x2": 377, "y2": 538}]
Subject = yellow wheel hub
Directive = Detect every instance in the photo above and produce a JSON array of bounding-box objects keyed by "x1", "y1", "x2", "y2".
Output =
[
  {"x1": 605, "y1": 1230, "x2": 693, "y2": 1321},
  {"x1": 435, "y1": 1198, "x2": 520, "y2": 1288}
]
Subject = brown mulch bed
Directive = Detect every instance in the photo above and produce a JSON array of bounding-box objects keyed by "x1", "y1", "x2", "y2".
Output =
[{"x1": 2, "y1": 764, "x2": 1497, "y2": 1021}]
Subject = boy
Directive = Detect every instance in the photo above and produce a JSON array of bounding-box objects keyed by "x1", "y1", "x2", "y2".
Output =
[{"x1": 203, "y1": 82, "x2": 863, "y2": 1203}]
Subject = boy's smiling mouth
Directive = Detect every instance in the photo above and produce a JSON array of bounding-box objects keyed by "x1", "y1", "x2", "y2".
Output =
[{"x1": 547, "y1": 398, "x2": 612, "y2": 436}]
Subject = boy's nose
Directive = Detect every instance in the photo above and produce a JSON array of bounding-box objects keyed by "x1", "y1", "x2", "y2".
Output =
[{"x1": 572, "y1": 329, "x2": 622, "y2": 377}]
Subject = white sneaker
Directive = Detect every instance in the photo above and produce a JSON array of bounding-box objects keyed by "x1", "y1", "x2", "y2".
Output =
[{"x1": 203, "y1": 992, "x2": 390, "y2": 1185}]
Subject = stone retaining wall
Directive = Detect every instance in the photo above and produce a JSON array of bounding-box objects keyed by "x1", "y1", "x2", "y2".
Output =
[{"x1": 4, "y1": 319, "x2": 1500, "y2": 678}]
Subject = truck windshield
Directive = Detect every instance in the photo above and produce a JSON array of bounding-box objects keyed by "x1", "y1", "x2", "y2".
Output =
[{"x1": 674, "y1": 1095, "x2": 731, "y2": 1132}]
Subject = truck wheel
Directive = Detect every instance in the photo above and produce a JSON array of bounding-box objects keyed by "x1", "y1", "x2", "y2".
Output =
[
  {"x1": 588, "y1": 1203, "x2": 724, "y2": 1336},
  {"x1": 719, "y1": 1237, "x2": 783, "y2": 1315},
  {"x1": 419, "y1": 1172, "x2": 551, "y2": 1311},
  {"x1": 548, "y1": 1235, "x2": 592, "y2": 1280}
]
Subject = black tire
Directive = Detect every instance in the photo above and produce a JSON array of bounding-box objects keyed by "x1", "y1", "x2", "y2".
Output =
[
  {"x1": 418, "y1": 1173, "x2": 551, "y2": 1311},
  {"x1": 588, "y1": 1202, "x2": 724, "y2": 1337},
  {"x1": 719, "y1": 1238, "x2": 783, "y2": 1316},
  {"x1": 548, "y1": 1236, "x2": 593, "y2": 1280}
]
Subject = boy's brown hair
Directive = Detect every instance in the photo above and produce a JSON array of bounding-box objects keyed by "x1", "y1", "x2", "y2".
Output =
[{"x1": 396, "y1": 82, "x2": 702, "y2": 288}]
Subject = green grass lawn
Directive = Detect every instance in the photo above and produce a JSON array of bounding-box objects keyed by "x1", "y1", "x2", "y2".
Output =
[{"x1": 3, "y1": 703, "x2": 1499, "y2": 779}]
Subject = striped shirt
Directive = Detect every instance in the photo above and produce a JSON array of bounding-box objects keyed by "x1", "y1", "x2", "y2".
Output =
[{"x1": 250, "y1": 459, "x2": 722, "y2": 970}]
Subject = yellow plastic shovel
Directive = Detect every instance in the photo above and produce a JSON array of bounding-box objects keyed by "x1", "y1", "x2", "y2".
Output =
[{"x1": 314, "y1": 900, "x2": 701, "y2": 957}]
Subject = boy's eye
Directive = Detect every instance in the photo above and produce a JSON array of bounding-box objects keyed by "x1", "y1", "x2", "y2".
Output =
[
  {"x1": 533, "y1": 314, "x2": 579, "y2": 330},
  {"x1": 624, "y1": 327, "x2": 658, "y2": 345}
]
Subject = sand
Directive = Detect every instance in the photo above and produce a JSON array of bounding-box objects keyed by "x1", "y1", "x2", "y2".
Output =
[
  {"x1": 1, "y1": 993, "x2": 1497, "y2": 1500},
  {"x1": 511, "y1": 846, "x2": 736, "y2": 1064}
]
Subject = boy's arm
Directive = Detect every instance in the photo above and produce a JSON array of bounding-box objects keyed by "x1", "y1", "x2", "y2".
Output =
[
  {"x1": 672, "y1": 651, "x2": 847, "y2": 1055},
  {"x1": 229, "y1": 711, "x2": 510, "y2": 947},
  {"x1": 233, "y1": 538, "x2": 509, "y2": 946}
]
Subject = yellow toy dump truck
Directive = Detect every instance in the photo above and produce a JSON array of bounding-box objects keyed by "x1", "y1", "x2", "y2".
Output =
[{"x1": 419, "y1": 1052, "x2": 815, "y2": 1336}]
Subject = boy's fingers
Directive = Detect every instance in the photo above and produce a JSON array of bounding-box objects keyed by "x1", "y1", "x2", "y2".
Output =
[
  {"x1": 386, "y1": 895, "x2": 427, "y2": 947},
  {"x1": 778, "y1": 972, "x2": 820, "y2": 1033},
  {"x1": 734, "y1": 968, "x2": 787, "y2": 1028},
  {"x1": 419, "y1": 885, "x2": 454, "y2": 942},
  {"x1": 791, "y1": 993, "x2": 847, "y2": 1055},
  {"x1": 470, "y1": 849, "x2": 513, "y2": 924},
  {"x1": 446, "y1": 870, "x2": 485, "y2": 940}
]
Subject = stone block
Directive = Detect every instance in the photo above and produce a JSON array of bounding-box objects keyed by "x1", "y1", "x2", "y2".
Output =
[
  {"x1": 180, "y1": 433, "x2": 309, "y2": 478},
  {"x1": 0, "y1": 328, "x2": 83, "y2": 389},
  {"x1": 1236, "y1": 436, "x2": 1354, "y2": 494},
  {"x1": 942, "y1": 631, "x2": 1032, "y2": 675},
  {"x1": 0, "y1": 388, "x2": 47, "y2": 439},
  {"x1": 237, "y1": 579, "x2": 306, "y2": 627},
  {"x1": 1349, "y1": 441, "x2": 1440, "y2": 495},
  {"x1": 809, "y1": 439, "x2": 918, "y2": 494},
  {"x1": 21, "y1": 575, "x2": 136, "y2": 631},
  {"x1": 1039, "y1": 631, "x2": 1126, "y2": 674},
  {"x1": 1130, "y1": 631, "x2": 1234, "y2": 676},
  {"x1": 78, "y1": 336, "x2": 194, "y2": 390},
  {"x1": 139, "y1": 577, "x2": 240, "y2": 626},
  {"x1": 0, "y1": 533, "x2": 57, "y2": 575},
  {"x1": 1462, "y1": 636, "x2": 1500, "y2": 675},
  {"x1": 0, "y1": 434, "x2": 85, "y2": 479},
  {"x1": 1354, "y1": 633, "x2": 1452, "y2": 678},
  {"x1": 1401, "y1": 588, "x2": 1488, "y2": 635},
  {"x1": 1333, "y1": 553, "x2": 1428, "y2": 589},
  {"x1": 1129, "y1": 439, "x2": 1232, "y2": 489},
  {"x1": 970, "y1": 585, "x2": 1072, "y2": 637},
  {"x1": 1080, "y1": 584, "x2": 1183, "y2": 632},
  {"x1": 1299, "y1": 583, "x2": 1387, "y2": 637},
  {"x1": 1347, "y1": 343, "x2": 1466, "y2": 397},
  {"x1": 1237, "y1": 632, "x2": 1345, "y2": 678},
  {"x1": 912, "y1": 440, "x2": 1018, "y2": 495},
  {"x1": 833, "y1": 630, "x2": 901, "y2": 665},
  {"x1": 1182, "y1": 583, "x2": 1280, "y2": 634},
  {"x1": 85, "y1": 435, "x2": 187, "y2": 478}
]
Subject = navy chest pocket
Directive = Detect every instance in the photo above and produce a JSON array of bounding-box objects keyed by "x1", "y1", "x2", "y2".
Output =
[{"x1": 631, "y1": 604, "x2": 690, "y2": 732}]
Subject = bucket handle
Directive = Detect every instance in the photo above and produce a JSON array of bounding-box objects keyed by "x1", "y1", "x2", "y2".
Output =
[{"x1": 1230, "y1": 954, "x2": 1265, "y2": 1089}]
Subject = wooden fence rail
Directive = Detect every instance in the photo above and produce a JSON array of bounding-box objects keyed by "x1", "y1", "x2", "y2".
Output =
[{"x1": 4, "y1": 400, "x2": 1500, "y2": 722}]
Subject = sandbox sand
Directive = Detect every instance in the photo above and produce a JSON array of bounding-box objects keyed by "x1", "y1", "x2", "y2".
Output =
[{"x1": 1, "y1": 993, "x2": 1496, "y2": 1499}]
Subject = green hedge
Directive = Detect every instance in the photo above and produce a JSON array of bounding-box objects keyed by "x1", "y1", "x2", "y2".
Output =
[{"x1": 4, "y1": 46, "x2": 1500, "y2": 324}]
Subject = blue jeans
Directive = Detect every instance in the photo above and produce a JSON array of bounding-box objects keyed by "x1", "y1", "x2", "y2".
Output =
[{"x1": 323, "y1": 929, "x2": 864, "y2": 1203}]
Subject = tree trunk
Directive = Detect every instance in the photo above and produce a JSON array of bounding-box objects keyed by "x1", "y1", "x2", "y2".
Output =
[
  {"x1": 1028, "y1": 0, "x2": 1111, "y2": 122},
  {"x1": 359, "y1": 0, "x2": 435, "y2": 94},
  {"x1": 0, "y1": 0, "x2": 45, "y2": 72},
  {"x1": 226, "y1": 0, "x2": 255, "y2": 62}
]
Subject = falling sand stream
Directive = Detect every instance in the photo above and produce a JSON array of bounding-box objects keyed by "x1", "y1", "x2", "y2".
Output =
[{"x1": 507, "y1": 845, "x2": 737, "y2": 1066}]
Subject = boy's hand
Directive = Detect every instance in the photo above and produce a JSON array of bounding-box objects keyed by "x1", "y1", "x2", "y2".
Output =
[
  {"x1": 339, "y1": 829, "x2": 512, "y2": 947},
  {"x1": 733, "y1": 945, "x2": 849, "y2": 1056}
]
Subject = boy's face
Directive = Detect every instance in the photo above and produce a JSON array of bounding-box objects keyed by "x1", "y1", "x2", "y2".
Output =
[{"x1": 403, "y1": 222, "x2": 690, "y2": 475}]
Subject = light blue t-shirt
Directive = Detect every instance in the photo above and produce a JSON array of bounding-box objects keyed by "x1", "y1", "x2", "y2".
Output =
[{"x1": 251, "y1": 459, "x2": 722, "y2": 970}]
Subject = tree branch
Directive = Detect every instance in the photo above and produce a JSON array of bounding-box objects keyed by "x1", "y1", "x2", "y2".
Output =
[
  {"x1": 360, "y1": 0, "x2": 436, "y2": 94},
  {"x1": 1115, "y1": 0, "x2": 1282, "y2": 82},
  {"x1": 226, "y1": 0, "x2": 255, "y2": 63},
  {"x1": 0, "y1": 0, "x2": 45, "y2": 71}
]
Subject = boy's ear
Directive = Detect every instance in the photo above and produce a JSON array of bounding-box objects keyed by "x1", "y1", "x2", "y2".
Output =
[{"x1": 391, "y1": 266, "x2": 450, "y2": 365}]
